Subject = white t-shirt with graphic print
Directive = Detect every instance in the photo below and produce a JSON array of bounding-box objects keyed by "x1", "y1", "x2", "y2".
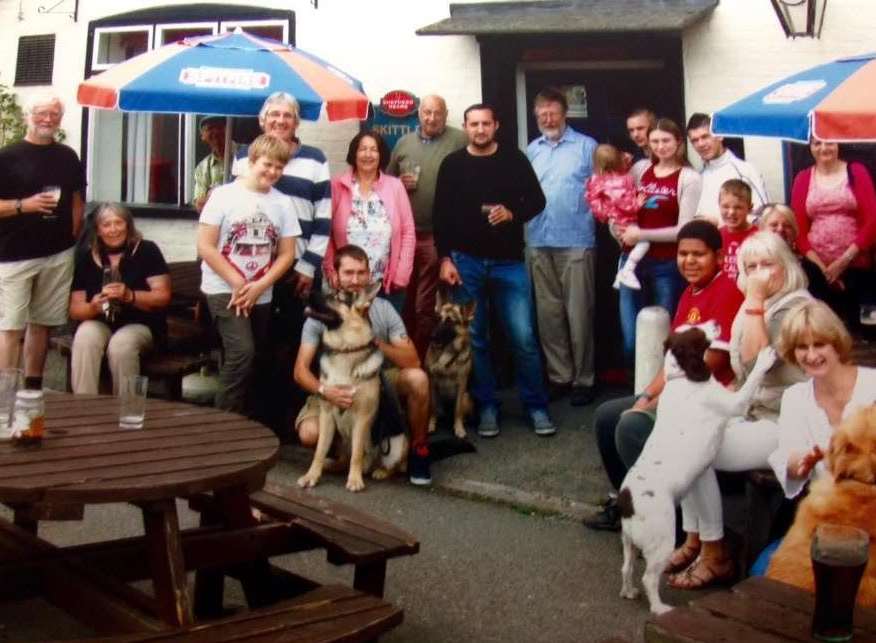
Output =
[{"x1": 199, "y1": 180, "x2": 301, "y2": 304}]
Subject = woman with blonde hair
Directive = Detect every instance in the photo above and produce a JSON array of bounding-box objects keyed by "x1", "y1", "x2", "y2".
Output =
[
  {"x1": 768, "y1": 299, "x2": 876, "y2": 498},
  {"x1": 667, "y1": 231, "x2": 812, "y2": 589},
  {"x1": 757, "y1": 204, "x2": 799, "y2": 249},
  {"x1": 69, "y1": 202, "x2": 171, "y2": 394}
]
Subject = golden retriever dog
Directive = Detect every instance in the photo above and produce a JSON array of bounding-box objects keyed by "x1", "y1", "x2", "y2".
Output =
[{"x1": 767, "y1": 405, "x2": 876, "y2": 607}]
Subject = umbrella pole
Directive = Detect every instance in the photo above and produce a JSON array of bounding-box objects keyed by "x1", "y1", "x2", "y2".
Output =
[{"x1": 223, "y1": 116, "x2": 233, "y2": 183}]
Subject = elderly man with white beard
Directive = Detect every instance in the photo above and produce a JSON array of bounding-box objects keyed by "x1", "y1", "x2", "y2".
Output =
[{"x1": 525, "y1": 87, "x2": 599, "y2": 406}]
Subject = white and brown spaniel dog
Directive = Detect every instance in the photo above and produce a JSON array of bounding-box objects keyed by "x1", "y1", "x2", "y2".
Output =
[{"x1": 618, "y1": 325, "x2": 776, "y2": 614}]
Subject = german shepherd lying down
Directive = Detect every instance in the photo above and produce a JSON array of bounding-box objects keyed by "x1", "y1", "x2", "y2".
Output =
[
  {"x1": 297, "y1": 285, "x2": 408, "y2": 492},
  {"x1": 425, "y1": 295, "x2": 475, "y2": 439}
]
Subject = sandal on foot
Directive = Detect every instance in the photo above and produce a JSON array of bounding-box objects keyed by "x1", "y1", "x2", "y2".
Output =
[
  {"x1": 667, "y1": 557, "x2": 735, "y2": 590},
  {"x1": 664, "y1": 542, "x2": 701, "y2": 574}
]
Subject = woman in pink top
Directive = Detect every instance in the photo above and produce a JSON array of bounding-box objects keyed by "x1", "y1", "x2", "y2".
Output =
[
  {"x1": 790, "y1": 139, "x2": 876, "y2": 329},
  {"x1": 325, "y1": 130, "x2": 415, "y2": 311}
]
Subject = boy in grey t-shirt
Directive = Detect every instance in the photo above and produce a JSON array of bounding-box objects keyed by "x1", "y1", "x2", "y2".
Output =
[{"x1": 292, "y1": 245, "x2": 433, "y2": 486}]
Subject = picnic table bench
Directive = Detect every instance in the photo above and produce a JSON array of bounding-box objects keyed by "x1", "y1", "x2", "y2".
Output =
[
  {"x1": 50, "y1": 260, "x2": 218, "y2": 400},
  {"x1": 189, "y1": 481, "x2": 421, "y2": 599},
  {"x1": 66, "y1": 584, "x2": 402, "y2": 642}
]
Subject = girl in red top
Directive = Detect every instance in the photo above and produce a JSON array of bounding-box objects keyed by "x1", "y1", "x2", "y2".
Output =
[
  {"x1": 586, "y1": 144, "x2": 645, "y2": 289},
  {"x1": 790, "y1": 139, "x2": 876, "y2": 329}
]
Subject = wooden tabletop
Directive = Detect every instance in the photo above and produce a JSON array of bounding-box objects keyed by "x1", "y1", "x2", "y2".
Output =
[
  {"x1": 0, "y1": 393, "x2": 279, "y2": 506},
  {"x1": 646, "y1": 576, "x2": 876, "y2": 642}
]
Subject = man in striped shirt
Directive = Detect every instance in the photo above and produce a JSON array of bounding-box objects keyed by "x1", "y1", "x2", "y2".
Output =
[{"x1": 232, "y1": 92, "x2": 331, "y2": 437}]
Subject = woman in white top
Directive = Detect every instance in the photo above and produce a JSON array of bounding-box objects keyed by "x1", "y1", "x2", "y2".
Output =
[{"x1": 768, "y1": 299, "x2": 876, "y2": 498}]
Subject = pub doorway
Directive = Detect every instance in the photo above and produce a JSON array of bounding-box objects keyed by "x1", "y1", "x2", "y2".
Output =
[{"x1": 518, "y1": 60, "x2": 683, "y2": 380}]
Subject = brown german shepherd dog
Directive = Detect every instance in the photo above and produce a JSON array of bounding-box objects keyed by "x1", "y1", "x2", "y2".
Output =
[
  {"x1": 425, "y1": 293, "x2": 475, "y2": 439},
  {"x1": 297, "y1": 284, "x2": 408, "y2": 492}
]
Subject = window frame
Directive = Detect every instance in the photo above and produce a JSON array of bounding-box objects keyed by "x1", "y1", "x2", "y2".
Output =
[
  {"x1": 155, "y1": 22, "x2": 218, "y2": 47},
  {"x1": 91, "y1": 25, "x2": 153, "y2": 72},
  {"x1": 82, "y1": 6, "x2": 295, "y2": 217},
  {"x1": 220, "y1": 19, "x2": 289, "y2": 43}
]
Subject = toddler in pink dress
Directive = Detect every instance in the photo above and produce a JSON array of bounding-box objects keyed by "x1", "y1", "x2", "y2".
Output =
[{"x1": 586, "y1": 144, "x2": 646, "y2": 289}]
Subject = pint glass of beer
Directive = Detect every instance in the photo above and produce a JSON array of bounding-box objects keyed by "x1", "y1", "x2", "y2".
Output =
[{"x1": 811, "y1": 524, "x2": 869, "y2": 641}]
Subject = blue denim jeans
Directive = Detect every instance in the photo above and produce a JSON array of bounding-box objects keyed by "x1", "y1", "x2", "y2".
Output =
[
  {"x1": 451, "y1": 251, "x2": 548, "y2": 412},
  {"x1": 618, "y1": 254, "x2": 683, "y2": 363}
]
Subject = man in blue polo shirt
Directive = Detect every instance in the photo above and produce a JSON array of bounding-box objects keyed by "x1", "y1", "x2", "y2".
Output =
[{"x1": 526, "y1": 87, "x2": 598, "y2": 406}]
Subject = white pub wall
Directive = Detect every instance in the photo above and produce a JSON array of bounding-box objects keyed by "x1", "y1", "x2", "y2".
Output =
[{"x1": 683, "y1": 0, "x2": 876, "y2": 202}]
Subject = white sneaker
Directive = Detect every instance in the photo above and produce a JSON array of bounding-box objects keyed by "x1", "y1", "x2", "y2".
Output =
[{"x1": 617, "y1": 266, "x2": 642, "y2": 290}]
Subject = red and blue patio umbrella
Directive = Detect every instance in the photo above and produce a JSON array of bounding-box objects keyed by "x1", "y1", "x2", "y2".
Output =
[
  {"x1": 711, "y1": 53, "x2": 876, "y2": 143},
  {"x1": 77, "y1": 30, "x2": 369, "y2": 121}
]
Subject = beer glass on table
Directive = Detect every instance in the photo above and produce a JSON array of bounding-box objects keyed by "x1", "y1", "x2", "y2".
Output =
[{"x1": 811, "y1": 523, "x2": 869, "y2": 641}]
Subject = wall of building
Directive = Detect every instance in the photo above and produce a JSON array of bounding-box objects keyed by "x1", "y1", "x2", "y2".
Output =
[
  {"x1": 683, "y1": 0, "x2": 876, "y2": 201},
  {"x1": 1, "y1": 0, "x2": 482, "y2": 165}
]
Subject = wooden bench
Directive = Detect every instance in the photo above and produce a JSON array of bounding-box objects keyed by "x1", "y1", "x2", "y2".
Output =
[
  {"x1": 67, "y1": 584, "x2": 403, "y2": 642},
  {"x1": 189, "y1": 482, "x2": 420, "y2": 599},
  {"x1": 50, "y1": 261, "x2": 218, "y2": 400}
]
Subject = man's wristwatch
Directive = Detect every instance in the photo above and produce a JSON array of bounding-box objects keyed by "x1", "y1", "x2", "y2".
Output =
[
  {"x1": 637, "y1": 392, "x2": 653, "y2": 403},
  {"x1": 15, "y1": 199, "x2": 22, "y2": 215}
]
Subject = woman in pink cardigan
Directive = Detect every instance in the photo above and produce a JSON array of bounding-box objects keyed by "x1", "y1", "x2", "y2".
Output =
[
  {"x1": 790, "y1": 139, "x2": 876, "y2": 330},
  {"x1": 325, "y1": 130, "x2": 415, "y2": 311}
]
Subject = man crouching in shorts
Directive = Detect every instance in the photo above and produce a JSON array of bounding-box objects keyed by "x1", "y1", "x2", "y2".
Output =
[{"x1": 292, "y1": 244, "x2": 432, "y2": 485}]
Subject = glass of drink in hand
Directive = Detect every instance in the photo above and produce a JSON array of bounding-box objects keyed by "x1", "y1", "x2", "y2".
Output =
[
  {"x1": 811, "y1": 523, "x2": 870, "y2": 641},
  {"x1": 399, "y1": 160, "x2": 421, "y2": 190},
  {"x1": 42, "y1": 185, "x2": 61, "y2": 220}
]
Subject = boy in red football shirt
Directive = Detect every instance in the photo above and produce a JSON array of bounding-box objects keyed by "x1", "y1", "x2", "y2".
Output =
[{"x1": 585, "y1": 219, "x2": 745, "y2": 530}]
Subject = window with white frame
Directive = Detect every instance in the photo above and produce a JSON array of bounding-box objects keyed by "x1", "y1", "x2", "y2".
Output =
[
  {"x1": 85, "y1": 8, "x2": 292, "y2": 211},
  {"x1": 220, "y1": 20, "x2": 287, "y2": 43}
]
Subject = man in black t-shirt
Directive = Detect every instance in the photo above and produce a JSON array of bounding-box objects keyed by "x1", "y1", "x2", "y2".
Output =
[
  {"x1": 433, "y1": 104, "x2": 555, "y2": 439},
  {"x1": 0, "y1": 92, "x2": 85, "y2": 389}
]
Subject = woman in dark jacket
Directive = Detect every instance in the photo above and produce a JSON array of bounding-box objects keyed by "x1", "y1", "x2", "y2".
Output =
[{"x1": 68, "y1": 202, "x2": 171, "y2": 394}]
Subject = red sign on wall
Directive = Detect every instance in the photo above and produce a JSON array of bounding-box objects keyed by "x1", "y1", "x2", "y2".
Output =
[{"x1": 379, "y1": 90, "x2": 417, "y2": 117}]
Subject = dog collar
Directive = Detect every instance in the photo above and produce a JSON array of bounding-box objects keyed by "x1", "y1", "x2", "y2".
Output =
[{"x1": 324, "y1": 340, "x2": 376, "y2": 355}]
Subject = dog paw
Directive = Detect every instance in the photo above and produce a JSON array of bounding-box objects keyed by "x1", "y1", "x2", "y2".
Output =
[
  {"x1": 650, "y1": 602, "x2": 673, "y2": 616},
  {"x1": 346, "y1": 475, "x2": 366, "y2": 492},
  {"x1": 620, "y1": 587, "x2": 640, "y2": 600},
  {"x1": 297, "y1": 472, "x2": 321, "y2": 489},
  {"x1": 371, "y1": 467, "x2": 390, "y2": 480},
  {"x1": 453, "y1": 422, "x2": 467, "y2": 439}
]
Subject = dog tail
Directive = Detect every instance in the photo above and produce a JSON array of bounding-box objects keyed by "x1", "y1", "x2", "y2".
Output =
[{"x1": 617, "y1": 487, "x2": 635, "y2": 519}]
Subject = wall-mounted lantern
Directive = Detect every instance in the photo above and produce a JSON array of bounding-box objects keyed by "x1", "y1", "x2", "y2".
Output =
[{"x1": 770, "y1": 0, "x2": 826, "y2": 38}]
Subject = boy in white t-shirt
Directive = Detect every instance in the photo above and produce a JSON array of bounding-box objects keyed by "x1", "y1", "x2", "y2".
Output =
[{"x1": 197, "y1": 135, "x2": 301, "y2": 414}]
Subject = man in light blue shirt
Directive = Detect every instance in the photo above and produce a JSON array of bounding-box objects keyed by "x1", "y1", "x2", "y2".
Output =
[{"x1": 526, "y1": 87, "x2": 598, "y2": 406}]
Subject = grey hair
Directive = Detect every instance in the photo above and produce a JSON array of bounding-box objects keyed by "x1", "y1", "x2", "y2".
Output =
[
  {"x1": 736, "y1": 231, "x2": 808, "y2": 298},
  {"x1": 258, "y1": 92, "x2": 300, "y2": 122},
  {"x1": 23, "y1": 91, "x2": 65, "y2": 117}
]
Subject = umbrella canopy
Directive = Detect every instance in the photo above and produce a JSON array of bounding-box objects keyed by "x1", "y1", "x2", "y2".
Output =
[
  {"x1": 711, "y1": 53, "x2": 876, "y2": 143},
  {"x1": 77, "y1": 30, "x2": 369, "y2": 121}
]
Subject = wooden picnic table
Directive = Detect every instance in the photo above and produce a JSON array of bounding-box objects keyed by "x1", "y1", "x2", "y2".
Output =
[
  {"x1": 645, "y1": 576, "x2": 876, "y2": 642},
  {"x1": 0, "y1": 392, "x2": 279, "y2": 634}
]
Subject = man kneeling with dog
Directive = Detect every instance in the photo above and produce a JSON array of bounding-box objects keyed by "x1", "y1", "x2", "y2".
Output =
[{"x1": 293, "y1": 244, "x2": 432, "y2": 486}]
